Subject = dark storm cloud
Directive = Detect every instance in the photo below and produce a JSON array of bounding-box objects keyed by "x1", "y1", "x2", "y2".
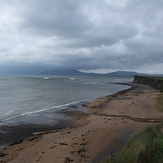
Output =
[
  {"x1": 0, "y1": 0, "x2": 163, "y2": 73},
  {"x1": 17, "y1": 0, "x2": 138, "y2": 46},
  {"x1": 17, "y1": 0, "x2": 91, "y2": 37}
]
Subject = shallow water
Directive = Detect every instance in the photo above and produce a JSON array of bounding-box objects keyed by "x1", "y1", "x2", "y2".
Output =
[{"x1": 0, "y1": 75, "x2": 132, "y2": 121}]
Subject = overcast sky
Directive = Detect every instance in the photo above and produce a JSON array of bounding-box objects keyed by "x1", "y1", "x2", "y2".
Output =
[{"x1": 0, "y1": 0, "x2": 163, "y2": 74}]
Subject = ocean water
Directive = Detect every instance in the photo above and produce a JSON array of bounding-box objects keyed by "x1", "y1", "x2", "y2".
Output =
[{"x1": 0, "y1": 75, "x2": 132, "y2": 121}]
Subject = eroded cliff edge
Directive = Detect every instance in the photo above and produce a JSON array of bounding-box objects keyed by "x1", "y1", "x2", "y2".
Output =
[{"x1": 133, "y1": 75, "x2": 163, "y2": 91}]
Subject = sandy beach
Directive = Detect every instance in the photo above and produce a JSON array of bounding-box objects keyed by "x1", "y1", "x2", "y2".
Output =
[{"x1": 0, "y1": 83, "x2": 163, "y2": 163}]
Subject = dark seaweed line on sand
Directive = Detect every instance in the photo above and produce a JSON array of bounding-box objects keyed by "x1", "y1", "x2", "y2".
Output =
[{"x1": 95, "y1": 113, "x2": 163, "y2": 123}]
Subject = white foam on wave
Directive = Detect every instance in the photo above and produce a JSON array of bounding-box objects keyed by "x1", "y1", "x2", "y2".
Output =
[
  {"x1": 69, "y1": 78, "x2": 78, "y2": 80},
  {"x1": 0, "y1": 100, "x2": 89, "y2": 123},
  {"x1": 43, "y1": 77, "x2": 50, "y2": 80}
]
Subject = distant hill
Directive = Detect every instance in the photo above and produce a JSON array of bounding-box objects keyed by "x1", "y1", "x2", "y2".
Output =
[
  {"x1": 38, "y1": 69, "x2": 85, "y2": 76},
  {"x1": 105, "y1": 71, "x2": 146, "y2": 77},
  {"x1": 38, "y1": 69, "x2": 105, "y2": 76},
  {"x1": 37, "y1": 69, "x2": 146, "y2": 77}
]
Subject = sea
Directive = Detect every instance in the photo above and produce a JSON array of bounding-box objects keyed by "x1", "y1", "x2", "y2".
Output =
[{"x1": 0, "y1": 75, "x2": 132, "y2": 122}]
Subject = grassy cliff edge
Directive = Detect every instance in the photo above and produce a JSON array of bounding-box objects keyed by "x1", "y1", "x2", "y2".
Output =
[
  {"x1": 133, "y1": 75, "x2": 163, "y2": 92},
  {"x1": 102, "y1": 123, "x2": 163, "y2": 163}
]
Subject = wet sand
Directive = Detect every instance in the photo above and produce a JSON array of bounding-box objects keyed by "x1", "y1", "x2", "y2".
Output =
[{"x1": 0, "y1": 83, "x2": 163, "y2": 163}]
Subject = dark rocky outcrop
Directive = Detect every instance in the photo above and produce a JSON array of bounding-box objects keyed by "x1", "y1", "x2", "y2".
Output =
[{"x1": 133, "y1": 75, "x2": 163, "y2": 91}]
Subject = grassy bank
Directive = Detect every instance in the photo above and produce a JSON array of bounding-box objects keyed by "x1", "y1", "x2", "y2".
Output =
[
  {"x1": 148, "y1": 76, "x2": 163, "y2": 80},
  {"x1": 156, "y1": 94, "x2": 163, "y2": 112},
  {"x1": 102, "y1": 123, "x2": 163, "y2": 163}
]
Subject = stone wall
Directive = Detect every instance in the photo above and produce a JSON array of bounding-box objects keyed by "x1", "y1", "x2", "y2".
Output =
[{"x1": 133, "y1": 75, "x2": 163, "y2": 91}]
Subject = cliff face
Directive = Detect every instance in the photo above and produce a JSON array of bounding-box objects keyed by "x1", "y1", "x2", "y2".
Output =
[{"x1": 133, "y1": 75, "x2": 163, "y2": 91}]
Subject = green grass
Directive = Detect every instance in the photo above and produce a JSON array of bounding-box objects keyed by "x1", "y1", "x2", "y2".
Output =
[
  {"x1": 143, "y1": 76, "x2": 163, "y2": 80},
  {"x1": 102, "y1": 123, "x2": 163, "y2": 163},
  {"x1": 156, "y1": 95, "x2": 163, "y2": 112},
  {"x1": 151, "y1": 77, "x2": 163, "y2": 80}
]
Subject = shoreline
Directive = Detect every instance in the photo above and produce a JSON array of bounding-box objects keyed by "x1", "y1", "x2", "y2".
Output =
[
  {"x1": 1, "y1": 82, "x2": 163, "y2": 162},
  {"x1": 0, "y1": 83, "x2": 131, "y2": 147}
]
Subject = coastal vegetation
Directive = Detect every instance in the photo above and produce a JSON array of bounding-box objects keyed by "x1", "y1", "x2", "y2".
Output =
[
  {"x1": 156, "y1": 94, "x2": 163, "y2": 112},
  {"x1": 150, "y1": 77, "x2": 163, "y2": 80},
  {"x1": 102, "y1": 123, "x2": 163, "y2": 163}
]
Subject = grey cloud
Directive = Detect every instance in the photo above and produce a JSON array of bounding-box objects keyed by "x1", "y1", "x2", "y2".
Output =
[
  {"x1": 0, "y1": 0, "x2": 163, "y2": 74},
  {"x1": 16, "y1": 0, "x2": 138, "y2": 46},
  {"x1": 17, "y1": 0, "x2": 91, "y2": 37}
]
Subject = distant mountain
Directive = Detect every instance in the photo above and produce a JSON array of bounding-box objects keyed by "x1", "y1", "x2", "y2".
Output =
[
  {"x1": 37, "y1": 69, "x2": 85, "y2": 76},
  {"x1": 37, "y1": 69, "x2": 103, "y2": 76},
  {"x1": 105, "y1": 71, "x2": 146, "y2": 77},
  {"x1": 37, "y1": 69, "x2": 146, "y2": 77}
]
